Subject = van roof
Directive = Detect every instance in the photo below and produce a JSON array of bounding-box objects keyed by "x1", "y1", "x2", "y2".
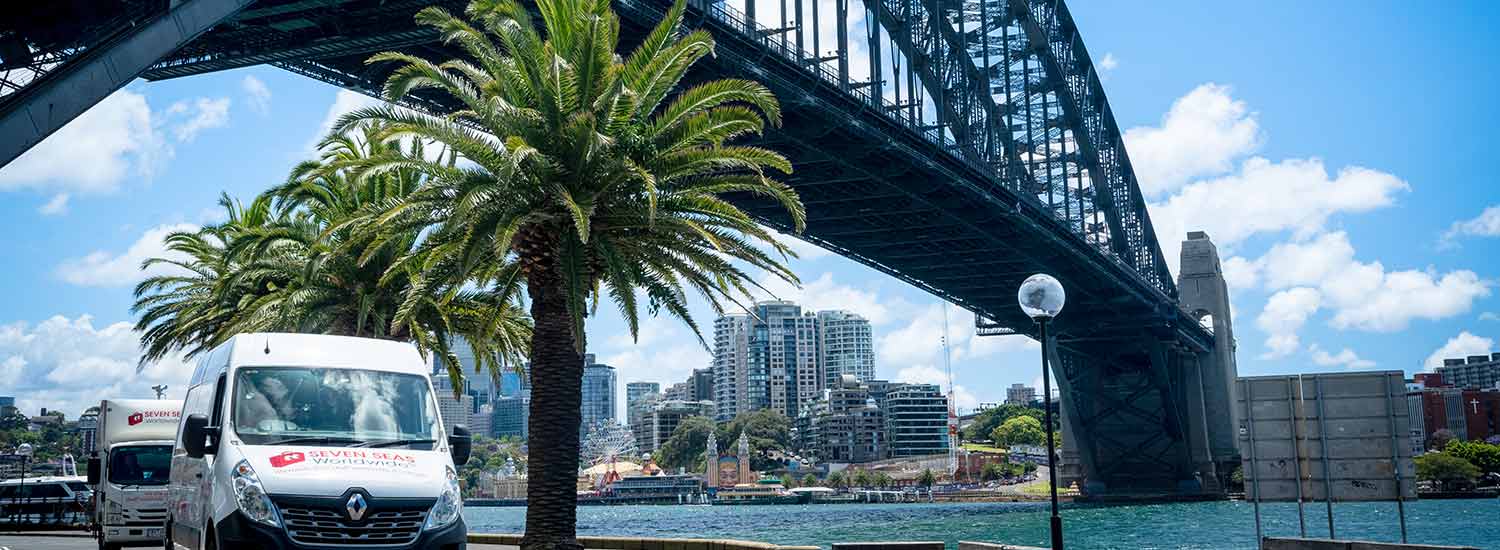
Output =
[{"x1": 226, "y1": 333, "x2": 430, "y2": 375}]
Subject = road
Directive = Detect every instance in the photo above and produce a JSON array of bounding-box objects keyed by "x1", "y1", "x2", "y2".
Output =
[{"x1": 0, "y1": 533, "x2": 519, "y2": 549}]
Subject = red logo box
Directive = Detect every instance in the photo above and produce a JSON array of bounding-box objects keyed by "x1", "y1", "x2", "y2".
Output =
[
  {"x1": 128, "y1": 412, "x2": 144, "y2": 426},
  {"x1": 270, "y1": 451, "x2": 306, "y2": 468}
]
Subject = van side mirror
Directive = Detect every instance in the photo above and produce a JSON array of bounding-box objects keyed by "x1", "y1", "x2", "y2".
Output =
[
  {"x1": 182, "y1": 414, "x2": 220, "y2": 459},
  {"x1": 86, "y1": 457, "x2": 101, "y2": 485},
  {"x1": 449, "y1": 425, "x2": 472, "y2": 466}
]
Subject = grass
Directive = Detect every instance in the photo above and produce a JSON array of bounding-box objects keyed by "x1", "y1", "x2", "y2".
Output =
[{"x1": 962, "y1": 443, "x2": 1006, "y2": 454}]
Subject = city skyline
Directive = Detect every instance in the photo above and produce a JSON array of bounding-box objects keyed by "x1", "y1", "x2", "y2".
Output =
[{"x1": 0, "y1": 1, "x2": 1497, "y2": 422}]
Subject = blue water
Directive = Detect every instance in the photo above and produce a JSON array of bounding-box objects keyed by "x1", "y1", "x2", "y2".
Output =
[{"x1": 464, "y1": 500, "x2": 1500, "y2": 549}]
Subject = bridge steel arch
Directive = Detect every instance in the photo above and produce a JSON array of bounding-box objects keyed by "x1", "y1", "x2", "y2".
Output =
[{"x1": 0, "y1": 0, "x2": 1238, "y2": 498}]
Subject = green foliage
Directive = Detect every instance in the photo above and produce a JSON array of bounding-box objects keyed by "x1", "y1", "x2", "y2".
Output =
[
  {"x1": 874, "y1": 472, "x2": 893, "y2": 488},
  {"x1": 131, "y1": 124, "x2": 532, "y2": 385},
  {"x1": 718, "y1": 410, "x2": 792, "y2": 471},
  {"x1": 991, "y1": 416, "x2": 1045, "y2": 447},
  {"x1": 1443, "y1": 440, "x2": 1500, "y2": 475},
  {"x1": 801, "y1": 473, "x2": 818, "y2": 487},
  {"x1": 779, "y1": 474, "x2": 795, "y2": 488},
  {"x1": 918, "y1": 468, "x2": 937, "y2": 488},
  {"x1": 1416, "y1": 452, "x2": 1481, "y2": 491},
  {"x1": 824, "y1": 471, "x2": 847, "y2": 489},
  {"x1": 963, "y1": 404, "x2": 1044, "y2": 441},
  {"x1": 980, "y1": 463, "x2": 1005, "y2": 482},
  {"x1": 851, "y1": 469, "x2": 873, "y2": 488},
  {"x1": 1428, "y1": 429, "x2": 1457, "y2": 452},
  {"x1": 652, "y1": 415, "x2": 716, "y2": 471}
]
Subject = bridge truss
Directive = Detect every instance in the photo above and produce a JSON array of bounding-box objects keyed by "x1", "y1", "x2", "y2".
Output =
[{"x1": 0, "y1": 0, "x2": 1237, "y2": 497}]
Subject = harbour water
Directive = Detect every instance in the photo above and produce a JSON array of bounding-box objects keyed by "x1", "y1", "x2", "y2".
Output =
[{"x1": 464, "y1": 500, "x2": 1500, "y2": 550}]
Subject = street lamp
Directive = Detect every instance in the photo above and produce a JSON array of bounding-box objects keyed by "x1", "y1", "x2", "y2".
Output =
[
  {"x1": 16, "y1": 442, "x2": 33, "y2": 524},
  {"x1": 1018, "y1": 274, "x2": 1065, "y2": 550}
]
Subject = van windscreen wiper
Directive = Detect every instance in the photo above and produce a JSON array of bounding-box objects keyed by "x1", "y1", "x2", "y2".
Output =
[
  {"x1": 264, "y1": 436, "x2": 365, "y2": 446},
  {"x1": 353, "y1": 438, "x2": 437, "y2": 449}
]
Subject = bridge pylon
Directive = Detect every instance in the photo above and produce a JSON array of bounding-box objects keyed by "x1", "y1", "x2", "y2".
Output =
[{"x1": 1175, "y1": 231, "x2": 1242, "y2": 489}]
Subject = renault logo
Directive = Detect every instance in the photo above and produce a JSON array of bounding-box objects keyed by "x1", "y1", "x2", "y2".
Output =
[{"x1": 346, "y1": 492, "x2": 369, "y2": 521}]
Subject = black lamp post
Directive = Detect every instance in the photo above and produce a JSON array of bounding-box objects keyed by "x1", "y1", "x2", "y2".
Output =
[
  {"x1": 1019, "y1": 274, "x2": 1066, "y2": 550},
  {"x1": 17, "y1": 442, "x2": 33, "y2": 524}
]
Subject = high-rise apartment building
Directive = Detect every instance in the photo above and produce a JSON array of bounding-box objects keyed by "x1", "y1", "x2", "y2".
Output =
[
  {"x1": 801, "y1": 375, "x2": 884, "y2": 463},
  {"x1": 581, "y1": 355, "x2": 618, "y2": 431},
  {"x1": 626, "y1": 382, "x2": 660, "y2": 423},
  {"x1": 632, "y1": 399, "x2": 715, "y2": 453},
  {"x1": 1437, "y1": 353, "x2": 1500, "y2": 389},
  {"x1": 817, "y1": 310, "x2": 875, "y2": 386},
  {"x1": 714, "y1": 315, "x2": 752, "y2": 421},
  {"x1": 1005, "y1": 383, "x2": 1037, "y2": 406},
  {"x1": 885, "y1": 383, "x2": 950, "y2": 457}
]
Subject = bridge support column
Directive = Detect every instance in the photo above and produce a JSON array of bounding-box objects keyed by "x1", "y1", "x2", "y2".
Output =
[{"x1": 1177, "y1": 231, "x2": 1241, "y2": 488}]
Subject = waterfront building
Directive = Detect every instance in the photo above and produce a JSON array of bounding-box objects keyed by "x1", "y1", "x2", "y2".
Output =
[
  {"x1": 581, "y1": 355, "x2": 618, "y2": 431},
  {"x1": 1409, "y1": 383, "x2": 1500, "y2": 446},
  {"x1": 607, "y1": 474, "x2": 705, "y2": 503},
  {"x1": 885, "y1": 383, "x2": 950, "y2": 457},
  {"x1": 493, "y1": 394, "x2": 529, "y2": 440},
  {"x1": 1437, "y1": 353, "x2": 1500, "y2": 389},
  {"x1": 817, "y1": 310, "x2": 875, "y2": 386},
  {"x1": 1005, "y1": 383, "x2": 1037, "y2": 406}
]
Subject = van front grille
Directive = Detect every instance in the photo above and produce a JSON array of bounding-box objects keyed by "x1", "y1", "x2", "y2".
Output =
[{"x1": 275, "y1": 498, "x2": 430, "y2": 547}]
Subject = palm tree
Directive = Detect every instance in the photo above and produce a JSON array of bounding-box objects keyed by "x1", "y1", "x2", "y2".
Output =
[
  {"x1": 339, "y1": 0, "x2": 804, "y2": 547},
  {"x1": 133, "y1": 124, "x2": 532, "y2": 381}
]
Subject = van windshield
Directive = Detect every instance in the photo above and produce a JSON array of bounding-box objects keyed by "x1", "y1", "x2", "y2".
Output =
[
  {"x1": 232, "y1": 367, "x2": 441, "y2": 447},
  {"x1": 109, "y1": 445, "x2": 171, "y2": 486}
]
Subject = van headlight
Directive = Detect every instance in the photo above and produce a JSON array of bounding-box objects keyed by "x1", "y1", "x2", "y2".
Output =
[
  {"x1": 424, "y1": 466, "x2": 461, "y2": 530},
  {"x1": 232, "y1": 460, "x2": 281, "y2": 527}
]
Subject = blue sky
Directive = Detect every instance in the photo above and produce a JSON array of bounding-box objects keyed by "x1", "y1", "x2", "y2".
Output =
[{"x1": 1, "y1": 0, "x2": 1498, "y2": 419}]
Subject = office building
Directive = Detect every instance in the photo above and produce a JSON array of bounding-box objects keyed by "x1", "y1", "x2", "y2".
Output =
[
  {"x1": 817, "y1": 310, "x2": 875, "y2": 386},
  {"x1": 713, "y1": 301, "x2": 823, "y2": 421},
  {"x1": 691, "y1": 368, "x2": 714, "y2": 401},
  {"x1": 432, "y1": 372, "x2": 473, "y2": 435},
  {"x1": 0, "y1": 396, "x2": 14, "y2": 417},
  {"x1": 1437, "y1": 353, "x2": 1500, "y2": 389},
  {"x1": 470, "y1": 404, "x2": 493, "y2": 439},
  {"x1": 802, "y1": 375, "x2": 885, "y2": 463},
  {"x1": 626, "y1": 382, "x2": 661, "y2": 427},
  {"x1": 634, "y1": 399, "x2": 715, "y2": 453},
  {"x1": 884, "y1": 383, "x2": 950, "y2": 457},
  {"x1": 493, "y1": 394, "x2": 529, "y2": 440},
  {"x1": 1006, "y1": 383, "x2": 1037, "y2": 406},
  {"x1": 581, "y1": 355, "x2": 618, "y2": 431},
  {"x1": 1409, "y1": 380, "x2": 1500, "y2": 447}
]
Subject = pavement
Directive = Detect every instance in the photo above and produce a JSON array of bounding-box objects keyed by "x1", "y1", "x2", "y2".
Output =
[{"x1": 0, "y1": 533, "x2": 519, "y2": 549}]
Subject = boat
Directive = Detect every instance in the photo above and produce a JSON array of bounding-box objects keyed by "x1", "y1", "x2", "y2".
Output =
[{"x1": 713, "y1": 480, "x2": 808, "y2": 505}]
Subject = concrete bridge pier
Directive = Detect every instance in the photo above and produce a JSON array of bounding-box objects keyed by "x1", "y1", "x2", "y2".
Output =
[{"x1": 1176, "y1": 231, "x2": 1243, "y2": 489}]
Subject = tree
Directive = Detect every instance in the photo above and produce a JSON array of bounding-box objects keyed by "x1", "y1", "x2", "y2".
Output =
[
  {"x1": 1428, "y1": 429, "x2": 1457, "y2": 452},
  {"x1": 963, "y1": 404, "x2": 1044, "y2": 441},
  {"x1": 718, "y1": 410, "x2": 793, "y2": 471},
  {"x1": 133, "y1": 125, "x2": 532, "y2": 378},
  {"x1": 824, "y1": 471, "x2": 847, "y2": 489},
  {"x1": 801, "y1": 473, "x2": 818, "y2": 487},
  {"x1": 1444, "y1": 440, "x2": 1500, "y2": 475},
  {"x1": 779, "y1": 474, "x2": 795, "y2": 488},
  {"x1": 653, "y1": 416, "x2": 716, "y2": 471},
  {"x1": 344, "y1": 0, "x2": 802, "y2": 547},
  {"x1": 851, "y1": 469, "x2": 873, "y2": 488},
  {"x1": 1416, "y1": 453, "x2": 1481, "y2": 491},
  {"x1": 874, "y1": 472, "x2": 893, "y2": 488},
  {"x1": 980, "y1": 463, "x2": 1005, "y2": 482},
  {"x1": 991, "y1": 416, "x2": 1045, "y2": 447},
  {"x1": 918, "y1": 468, "x2": 937, "y2": 488}
]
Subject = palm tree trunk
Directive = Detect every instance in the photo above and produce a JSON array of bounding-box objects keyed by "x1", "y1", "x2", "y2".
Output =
[{"x1": 521, "y1": 266, "x2": 585, "y2": 550}]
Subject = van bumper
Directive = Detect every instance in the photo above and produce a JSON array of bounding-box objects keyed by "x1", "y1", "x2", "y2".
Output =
[{"x1": 216, "y1": 511, "x2": 467, "y2": 549}]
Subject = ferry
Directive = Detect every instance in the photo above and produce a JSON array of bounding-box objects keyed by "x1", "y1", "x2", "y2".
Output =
[
  {"x1": 0, "y1": 475, "x2": 92, "y2": 523},
  {"x1": 714, "y1": 479, "x2": 808, "y2": 505}
]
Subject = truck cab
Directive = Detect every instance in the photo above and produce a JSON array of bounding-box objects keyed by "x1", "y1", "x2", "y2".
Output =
[
  {"x1": 166, "y1": 333, "x2": 471, "y2": 550},
  {"x1": 87, "y1": 399, "x2": 183, "y2": 549}
]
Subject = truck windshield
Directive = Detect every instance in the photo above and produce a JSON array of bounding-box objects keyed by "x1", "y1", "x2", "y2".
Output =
[
  {"x1": 109, "y1": 445, "x2": 171, "y2": 486},
  {"x1": 232, "y1": 367, "x2": 441, "y2": 447}
]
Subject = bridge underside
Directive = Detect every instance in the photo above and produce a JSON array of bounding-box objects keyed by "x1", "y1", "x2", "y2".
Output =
[{"x1": 0, "y1": 0, "x2": 1238, "y2": 498}]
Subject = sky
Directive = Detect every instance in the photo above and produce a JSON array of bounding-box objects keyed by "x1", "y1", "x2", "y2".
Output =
[{"x1": 2, "y1": 0, "x2": 1499, "y2": 421}]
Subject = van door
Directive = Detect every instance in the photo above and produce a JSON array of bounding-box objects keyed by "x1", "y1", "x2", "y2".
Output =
[{"x1": 170, "y1": 375, "x2": 222, "y2": 550}]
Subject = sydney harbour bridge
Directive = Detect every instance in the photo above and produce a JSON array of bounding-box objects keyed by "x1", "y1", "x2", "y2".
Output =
[{"x1": 0, "y1": 0, "x2": 1241, "y2": 498}]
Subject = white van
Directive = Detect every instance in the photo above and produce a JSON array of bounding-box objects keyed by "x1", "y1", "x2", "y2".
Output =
[
  {"x1": 166, "y1": 333, "x2": 471, "y2": 550},
  {"x1": 86, "y1": 398, "x2": 183, "y2": 549}
]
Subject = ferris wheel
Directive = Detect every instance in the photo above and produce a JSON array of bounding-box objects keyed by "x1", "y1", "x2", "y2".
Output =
[{"x1": 579, "y1": 421, "x2": 640, "y2": 468}]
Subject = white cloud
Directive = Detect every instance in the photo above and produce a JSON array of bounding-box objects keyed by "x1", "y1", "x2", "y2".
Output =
[
  {"x1": 242, "y1": 75, "x2": 272, "y2": 116},
  {"x1": 0, "y1": 315, "x2": 194, "y2": 417},
  {"x1": 1326, "y1": 269, "x2": 1489, "y2": 332},
  {"x1": 55, "y1": 223, "x2": 199, "y2": 287},
  {"x1": 1423, "y1": 331, "x2": 1494, "y2": 371},
  {"x1": 876, "y1": 303, "x2": 1036, "y2": 370},
  {"x1": 1124, "y1": 84, "x2": 1261, "y2": 196},
  {"x1": 754, "y1": 272, "x2": 901, "y2": 326},
  {"x1": 1255, "y1": 231, "x2": 1357, "y2": 290},
  {"x1": 1097, "y1": 52, "x2": 1119, "y2": 72},
  {"x1": 1309, "y1": 345, "x2": 1375, "y2": 370},
  {"x1": 1481, "y1": 312, "x2": 1500, "y2": 322},
  {"x1": 1221, "y1": 256, "x2": 1259, "y2": 290},
  {"x1": 1441, "y1": 204, "x2": 1500, "y2": 247},
  {"x1": 166, "y1": 97, "x2": 232, "y2": 142},
  {"x1": 0, "y1": 89, "x2": 166, "y2": 195},
  {"x1": 38, "y1": 194, "x2": 69, "y2": 216},
  {"x1": 1256, "y1": 287, "x2": 1321, "y2": 358},
  {"x1": 1152, "y1": 158, "x2": 1408, "y2": 273}
]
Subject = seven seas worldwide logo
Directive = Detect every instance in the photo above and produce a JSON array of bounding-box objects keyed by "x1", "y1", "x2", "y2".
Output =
[
  {"x1": 270, "y1": 449, "x2": 416, "y2": 471},
  {"x1": 127, "y1": 410, "x2": 180, "y2": 426}
]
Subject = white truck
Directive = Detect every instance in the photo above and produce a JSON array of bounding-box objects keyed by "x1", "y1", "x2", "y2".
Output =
[{"x1": 86, "y1": 398, "x2": 183, "y2": 550}]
